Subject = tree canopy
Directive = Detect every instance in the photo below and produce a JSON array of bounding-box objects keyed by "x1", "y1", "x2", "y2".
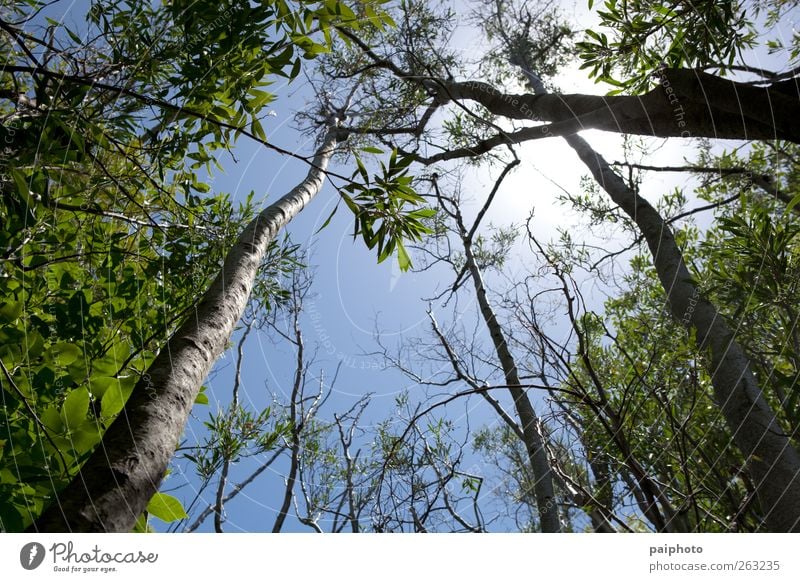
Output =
[{"x1": 2, "y1": 0, "x2": 800, "y2": 533}]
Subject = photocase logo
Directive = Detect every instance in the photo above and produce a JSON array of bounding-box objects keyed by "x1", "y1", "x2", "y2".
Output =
[{"x1": 20, "y1": 542, "x2": 46, "y2": 570}]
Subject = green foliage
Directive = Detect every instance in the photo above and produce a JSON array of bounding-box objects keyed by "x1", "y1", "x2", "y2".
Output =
[
  {"x1": 578, "y1": 0, "x2": 759, "y2": 92},
  {"x1": 548, "y1": 140, "x2": 800, "y2": 530},
  {"x1": 0, "y1": 151, "x2": 258, "y2": 529},
  {"x1": 701, "y1": 193, "x2": 800, "y2": 428},
  {"x1": 441, "y1": 106, "x2": 500, "y2": 164},
  {"x1": 340, "y1": 149, "x2": 435, "y2": 271},
  {"x1": 0, "y1": 0, "x2": 378, "y2": 531},
  {"x1": 146, "y1": 492, "x2": 189, "y2": 524},
  {"x1": 184, "y1": 406, "x2": 290, "y2": 483},
  {"x1": 557, "y1": 257, "x2": 754, "y2": 530},
  {"x1": 129, "y1": 491, "x2": 187, "y2": 532}
]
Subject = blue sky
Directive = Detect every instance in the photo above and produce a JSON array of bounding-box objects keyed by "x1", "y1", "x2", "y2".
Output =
[{"x1": 165, "y1": 88, "x2": 500, "y2": 532}]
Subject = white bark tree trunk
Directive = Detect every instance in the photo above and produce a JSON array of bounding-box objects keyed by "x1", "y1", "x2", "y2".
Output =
[{"x1": 31, "y1": 128, "x2": 343, "y2": 532}]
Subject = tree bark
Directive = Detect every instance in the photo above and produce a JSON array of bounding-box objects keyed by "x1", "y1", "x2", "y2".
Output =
[
  {"x1": 29, "y1": 127, "x2": 343, "y2": 532},
  {"x1": 434, "y1": 69, "x2": 800, "y2": 143},
  {"x1": 449, "y1": 201, "x2": 561, "y2": 533}
]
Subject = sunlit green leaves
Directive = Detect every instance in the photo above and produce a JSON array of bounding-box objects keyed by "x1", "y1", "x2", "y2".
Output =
[
  {"x1": 146, "y1": 493, "x2": 188, "y2": 523},
  {"x1": 131, "y1": 513, "x2": 153, "y2": 533},
  {"x1": 699, "y1": 184, "x2": 800, "y2": 428},
  {"x1": 2, "y1": 0, "x2": 346, "y2": 529},
  {"x1": 0, "y1": 0, "x2": 395, "y2": 532},
  {"x1": 579, "y1": 0, "x2": 758, "y2": 92},
  {"x1": 340, "y1": 149, "x2": 434, "y2": 271},
  {"x1": 0, "y1": 300, "x2": 22, "y2": 324},
  {"x1": 100, "y1": 381, "x2": 131, "y2": 418},
  {"x1": 61, "y1": 387, "x2": 90, "y2": 431},
  {"x1": 194, "y1": 385, "x2": 210, "y2": 406},
  {"x1": 50, "y1": 344, "x2": 81, "y2": 368},
  {"x1": 185, "y1": 405, "x2": 290, "y2": 482}
]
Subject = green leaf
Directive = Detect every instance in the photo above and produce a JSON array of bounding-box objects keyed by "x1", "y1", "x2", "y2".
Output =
[
  {"x1": 69, "y1": 421, "x2": 102, "y2": 451},
  {"x1": 9, "y1": 167, "x2": 35, "y2": 208},
  {"x1": 314, "y1": 203, "x2": 339, "y2": 234},
  {"x1": 303, "y1": 42, "x2": 329, "y2": 58},
  {"x1": 251, "y1": 118, "x2": 267, "y2": 142},
  {"x1": 41, "y1": 406, "x2": 64, "y2": 434},
  {"x1": 0, "y1": 300, "x2": 23, "y2": 323},
  {"x1": 354, "y1": 156, "x2": 369, "y2": 184},
  {"x1": 131, "y1": 513, "x2": 150, "y2": 533},
  {"x1": 89, "y1": 376, "x2": 118, "y2": 400},
  {"x1": 61, "y1": 387, "x2": 90, "y2": 430},
  {"x1": 146, "y1": 492, "x2": 188, "y2": 523},
  {"x1": 247, "y1": 89, "x2": 274, "y2": 111},
  {"x1": 101, "y1": 382, "x2": 128, "y2": 418},
  {"x1": 0, "y1": 468, "x2": 18, "y2": 484},
  {"x1": 289, "y1": 58, "x2": 302, "y2": 80},
  {"x1": 194, "y1": 386, "x2": 209, "y2": 405},
  {"x1": 51, "y1": 342, "x2": 82, "y2": 366},
  {"x1": 396, "y1": 240, "x2": 411, "y2": 272},
  {"x1": 340, "y1": 192, "x2": 359, "y2": 214},
  {"x1": 785, "y1": 193, "x2": 800, "y2": 214},
  {"x1": 408, "y1": 207, "x2": 437, "y2": 220},
  {"x1": 65, "y1": 27, "x2": 83, "y2": 45}
]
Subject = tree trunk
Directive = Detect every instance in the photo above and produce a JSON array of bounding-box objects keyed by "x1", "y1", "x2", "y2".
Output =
[
  {"x1": 436, "y1": 69, "x2": 800, "y2": 143},
  {"x1": 30, "y1": 128, "x2": 343, "y2": 532},
  {"x1": 452, "y1": 209, "x2": 561, "y2": 533},
  {"x1": 564, "y1": 134, "x2": 800, "y2": 531}
]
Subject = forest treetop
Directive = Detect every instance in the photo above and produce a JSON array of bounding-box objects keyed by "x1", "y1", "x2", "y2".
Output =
[{"x1": 2, "y1": 0, "x2": 800, "y2": 533}]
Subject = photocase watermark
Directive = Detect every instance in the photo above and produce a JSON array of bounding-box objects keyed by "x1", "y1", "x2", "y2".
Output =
[
  {"x1": 20, "y1": 542, "x2": 46, "y2": 570},
  {"x1": 307, "y1": 297, "x2": 385, "y2": 371},
  {"x1": 680, "y1": 285, "x2": 701, "y2": 326},
  {"x1": 18, "y1": 541, "x2": 159, "y2": 575},
  {"x1": 653, "y1": 65, "x2": 691, "y2": 139}
]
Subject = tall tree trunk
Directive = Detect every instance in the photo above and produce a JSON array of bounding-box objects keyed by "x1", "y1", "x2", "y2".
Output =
[
  {"x1": 512, "y1": 61, "x2": 800, "y2": 531},
  {"x1": 564, "y1": 133, "x2": 800, "y2": 531},
  {"x1": 449, "y1": 202, "x2": 561, "y2": 533},
  {"x1": 30, "y1": 127, "x2": 343, "y2": 532}
]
